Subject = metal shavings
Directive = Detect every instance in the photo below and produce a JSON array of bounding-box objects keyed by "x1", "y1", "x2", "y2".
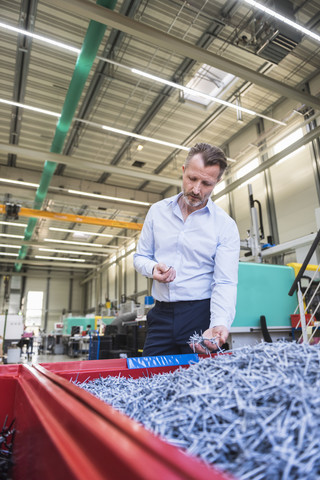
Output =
[
  {"x1": 75, "y1": 341, "x2": 320, "y2": 480},
  {"x1": 189, "y1": 332, "x2": 224, "y2": 354},
  {"x1": 0, "y1": 416, "x2": 15, "y2": 480}
]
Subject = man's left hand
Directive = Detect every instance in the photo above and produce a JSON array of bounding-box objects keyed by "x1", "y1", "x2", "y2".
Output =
[{"x1": 192, "y1": 325, "x2": 229, "y2": 354}]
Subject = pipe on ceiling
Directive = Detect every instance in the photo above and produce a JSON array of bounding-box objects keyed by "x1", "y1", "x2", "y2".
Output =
[{"x1": 14, "y1": 0, "x2": 118, "y2": 272}]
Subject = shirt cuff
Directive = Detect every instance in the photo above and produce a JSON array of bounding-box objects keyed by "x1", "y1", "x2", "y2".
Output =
[
  {"x1": 209, "y1": 318, "x2": 230, "y2": 330},
  {"x1": 145, "y1": 260, "x2": 158, "y2": 278}
]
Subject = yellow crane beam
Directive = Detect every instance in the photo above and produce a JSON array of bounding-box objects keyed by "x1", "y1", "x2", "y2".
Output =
[{"x1": 0, "y1": 205, "x2": 143, "y2": 231}]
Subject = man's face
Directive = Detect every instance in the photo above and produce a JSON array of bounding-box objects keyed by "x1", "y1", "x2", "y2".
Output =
[{"x1": 182, "y1": 153, "x2": 221, "y2": 208}]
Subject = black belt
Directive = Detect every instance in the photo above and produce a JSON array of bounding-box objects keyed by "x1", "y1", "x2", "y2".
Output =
[{"x1": 155, "y1": 298, "x2": 210, "y2": 307}]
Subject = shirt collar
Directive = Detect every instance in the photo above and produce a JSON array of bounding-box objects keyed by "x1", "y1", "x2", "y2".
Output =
[{"x1": 171, "y1": 192, "x2": 215, "y2": 215}]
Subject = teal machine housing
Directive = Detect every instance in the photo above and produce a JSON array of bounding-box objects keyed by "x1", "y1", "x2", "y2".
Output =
[
  {"x1": 62, "y1": 316, "x2": 116, "y2": 335},
  {"x1": 230, "y1": 263, "x2": 298, "y2": 347},
  {"x1": 63, "y1": 317, "x2": 96, "y2": 335},
  {"x1": 234, "y1": 263, "x2": 298, "y2": 327}
]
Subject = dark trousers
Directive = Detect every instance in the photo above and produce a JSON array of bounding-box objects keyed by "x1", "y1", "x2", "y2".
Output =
[{"x1": 143, "y1": 299, "x2": 210, "y2": 356}]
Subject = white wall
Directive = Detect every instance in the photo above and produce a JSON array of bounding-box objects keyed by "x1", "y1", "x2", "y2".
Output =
[
  {"x1": 269, "y1": 142, "x2": 318, "y2": 243},
  {"x1": 20, "y1": 272, "x2": 83, "y2": 332}
]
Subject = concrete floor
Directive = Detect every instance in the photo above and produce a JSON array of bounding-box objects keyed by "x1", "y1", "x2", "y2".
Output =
[
  {"x1": 18, "y1": 348, "x2": 88, "y2": 365},
  {"x1": 28, "y1": 353, "x2": 87, "y2": 364},
  {"x1": 15, "y1": 340, "x2": 89, "y2": 364}
]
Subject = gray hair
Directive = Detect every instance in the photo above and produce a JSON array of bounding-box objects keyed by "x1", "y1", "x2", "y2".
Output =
[{"x1": 185, "y1": 143, "x2": 227, "y2": 180}]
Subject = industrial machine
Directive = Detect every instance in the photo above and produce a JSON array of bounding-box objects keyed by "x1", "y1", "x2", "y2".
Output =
[{"x1": 229, "y1": 262, "x2": 298, "y2": 348}]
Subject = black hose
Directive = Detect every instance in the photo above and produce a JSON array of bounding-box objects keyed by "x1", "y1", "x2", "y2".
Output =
[{"x1": 288, "y1": 229, "x2": 320, "y2": 296}]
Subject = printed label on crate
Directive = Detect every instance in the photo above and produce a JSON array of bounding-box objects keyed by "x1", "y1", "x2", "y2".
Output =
[{"x1": 127, "y1": 353, "x2": 199, "y2": 369}]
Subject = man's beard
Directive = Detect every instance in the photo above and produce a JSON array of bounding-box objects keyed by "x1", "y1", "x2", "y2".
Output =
[{"x1": 182, "y1": 191, "x2": 205, "y2": 208}]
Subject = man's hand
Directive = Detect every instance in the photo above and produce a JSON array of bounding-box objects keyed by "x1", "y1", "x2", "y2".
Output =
[
  {"x1": 153, "y1": 263, "x2": 176, "y2": 283},
  {"x1": 192, "y1": 325, "x2": 229, "y2": 354}
]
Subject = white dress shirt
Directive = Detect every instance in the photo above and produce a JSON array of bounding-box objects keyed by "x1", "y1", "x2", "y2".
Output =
[{"x1": 134, "y1": 193, "x2": 240, "y2": 329}]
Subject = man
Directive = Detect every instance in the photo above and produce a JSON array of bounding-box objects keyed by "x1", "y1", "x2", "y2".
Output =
[{"x1": 134, "y1": 143, "x2": 240, "y2": 355}]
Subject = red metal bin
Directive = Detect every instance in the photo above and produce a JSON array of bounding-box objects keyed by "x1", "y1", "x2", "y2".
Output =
[{"x1": 1, "y1": 359, "x2": 234, "y2": 480}]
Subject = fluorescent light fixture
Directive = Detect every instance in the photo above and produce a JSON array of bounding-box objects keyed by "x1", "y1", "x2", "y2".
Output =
[
  {"x1": 101, "y1": 125, "x2": 189, "y2": 150},
  {"x1": 131, "y1": 69, "x2": 286, "y2": 126},
  {"x1": 0, "y1": 176, "x2": 149, "y2": 207},
  {"x1": 39, "y1": 248, "x2": 93, "y2": 256},
  {"x1": 0, "y1": 244, "x2": 21, "y2": 249},
  {"x1": 43, "y1": 238, "x2": 119, "y2": 249},
  {"x1": 0, "y1": 171, "x2": 150, "y2": 208},
  {"x1": 0, "y1": 233, "x2": 24, "y2": 239},
  {"x1": 0, "y1": 22, "x2": 285, "y2": 126},
  {"x1": 35, "y1": 255, "x2": 86, "y2": 262},
  {"x1": 0, "y1": 98, "x2": 189, "y2": 152},
  {"x1": 0, "y1": 252, "x2": 19, "y2": 257},
  {"x1": 0, "y1": 177, "x2": 39, "y2": 188},
  {"x1": 0, "y1": 99, "x2": 60, "y2": 118},
  {"x1": 49, "y1": 227, "x2": 127, "y2": 239},
  {"x1": 243, "y1": 0, "x2": 320, "y2": 43},
  {"x1": 96, "y1": 56, "x2": 287, "y2": 126},
  {"x1": 0, "y1": 221, "x2": 28, "y2": 227},
  {"x1": 0, "y1": 22, "x2": 81, "y2": 53},
  {"x1": 67, "y1": 189, "x2": 152, "y2": 206},
  {"x1": 44, "y1": 238, "x2": 103, "y2": 247}
]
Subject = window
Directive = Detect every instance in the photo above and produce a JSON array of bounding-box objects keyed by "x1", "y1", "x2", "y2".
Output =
[
  {"x1": 274, "y1": 128, "x2": 305, "y2": 165},
  {"x1": 25, "y1": 291, "x2": 43, "y2": 327},
  {"x1": 236, "y1": 158, "x2": 259, "y2": 180},
  {"x1": 235, "y1": 157, "x2": 260, "y2": 188},
  {"x1": 214, "y1": 180, "x2": 226, "y2": 194},
  {"x1": 184, "y1": 65, "x2": 235, "y2": 107}
]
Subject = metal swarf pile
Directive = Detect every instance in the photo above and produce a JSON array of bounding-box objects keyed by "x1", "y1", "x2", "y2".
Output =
[
  {"x1": 76, "y1": 342, "x2": 320, "y2": 480},
  {"x1": 0, "y1": 416, "x2": 15, "y2": 480}
]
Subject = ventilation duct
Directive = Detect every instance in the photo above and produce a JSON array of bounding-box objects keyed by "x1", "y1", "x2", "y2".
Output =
[{"x1": 255, "y1": 0, "x2": 302, "y2": 64}]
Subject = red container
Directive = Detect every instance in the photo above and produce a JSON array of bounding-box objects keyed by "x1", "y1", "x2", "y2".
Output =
[
  {"x1": 0, "y1": 360, "x2": 234, "y2": 480},
  {"x1": 290, "y1": 313, "x2": 313, "y2": 328}
]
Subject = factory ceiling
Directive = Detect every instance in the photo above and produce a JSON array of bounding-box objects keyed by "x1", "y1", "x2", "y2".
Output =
[{"x1": 1, "y1": 0, "x2": 320, "y2": 272}]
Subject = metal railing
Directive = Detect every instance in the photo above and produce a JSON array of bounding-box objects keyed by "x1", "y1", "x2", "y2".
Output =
[{"x1": 288, "y1": 229, "x2": 320, "y2": 343}]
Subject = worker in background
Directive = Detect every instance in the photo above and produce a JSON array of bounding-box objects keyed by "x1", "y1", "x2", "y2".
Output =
[{"x1": 134, "y1": 143, "x2": 240, "y2": 355}]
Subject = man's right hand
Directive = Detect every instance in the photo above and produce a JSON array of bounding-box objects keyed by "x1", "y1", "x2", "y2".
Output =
[{"x1": 153, "y1": 263, "x2": 176, "y2": 283}]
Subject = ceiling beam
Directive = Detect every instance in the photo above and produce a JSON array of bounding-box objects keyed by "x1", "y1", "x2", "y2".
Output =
[
  {"x1": 0, "y1": 143, "x2": 181, "y2": 187},
  {"x1": 0, "y1": 205, "x2": 143, "y2": 230},
  {"x1": 47, "y1": 0, "x2": 320, "y2": 109}
]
